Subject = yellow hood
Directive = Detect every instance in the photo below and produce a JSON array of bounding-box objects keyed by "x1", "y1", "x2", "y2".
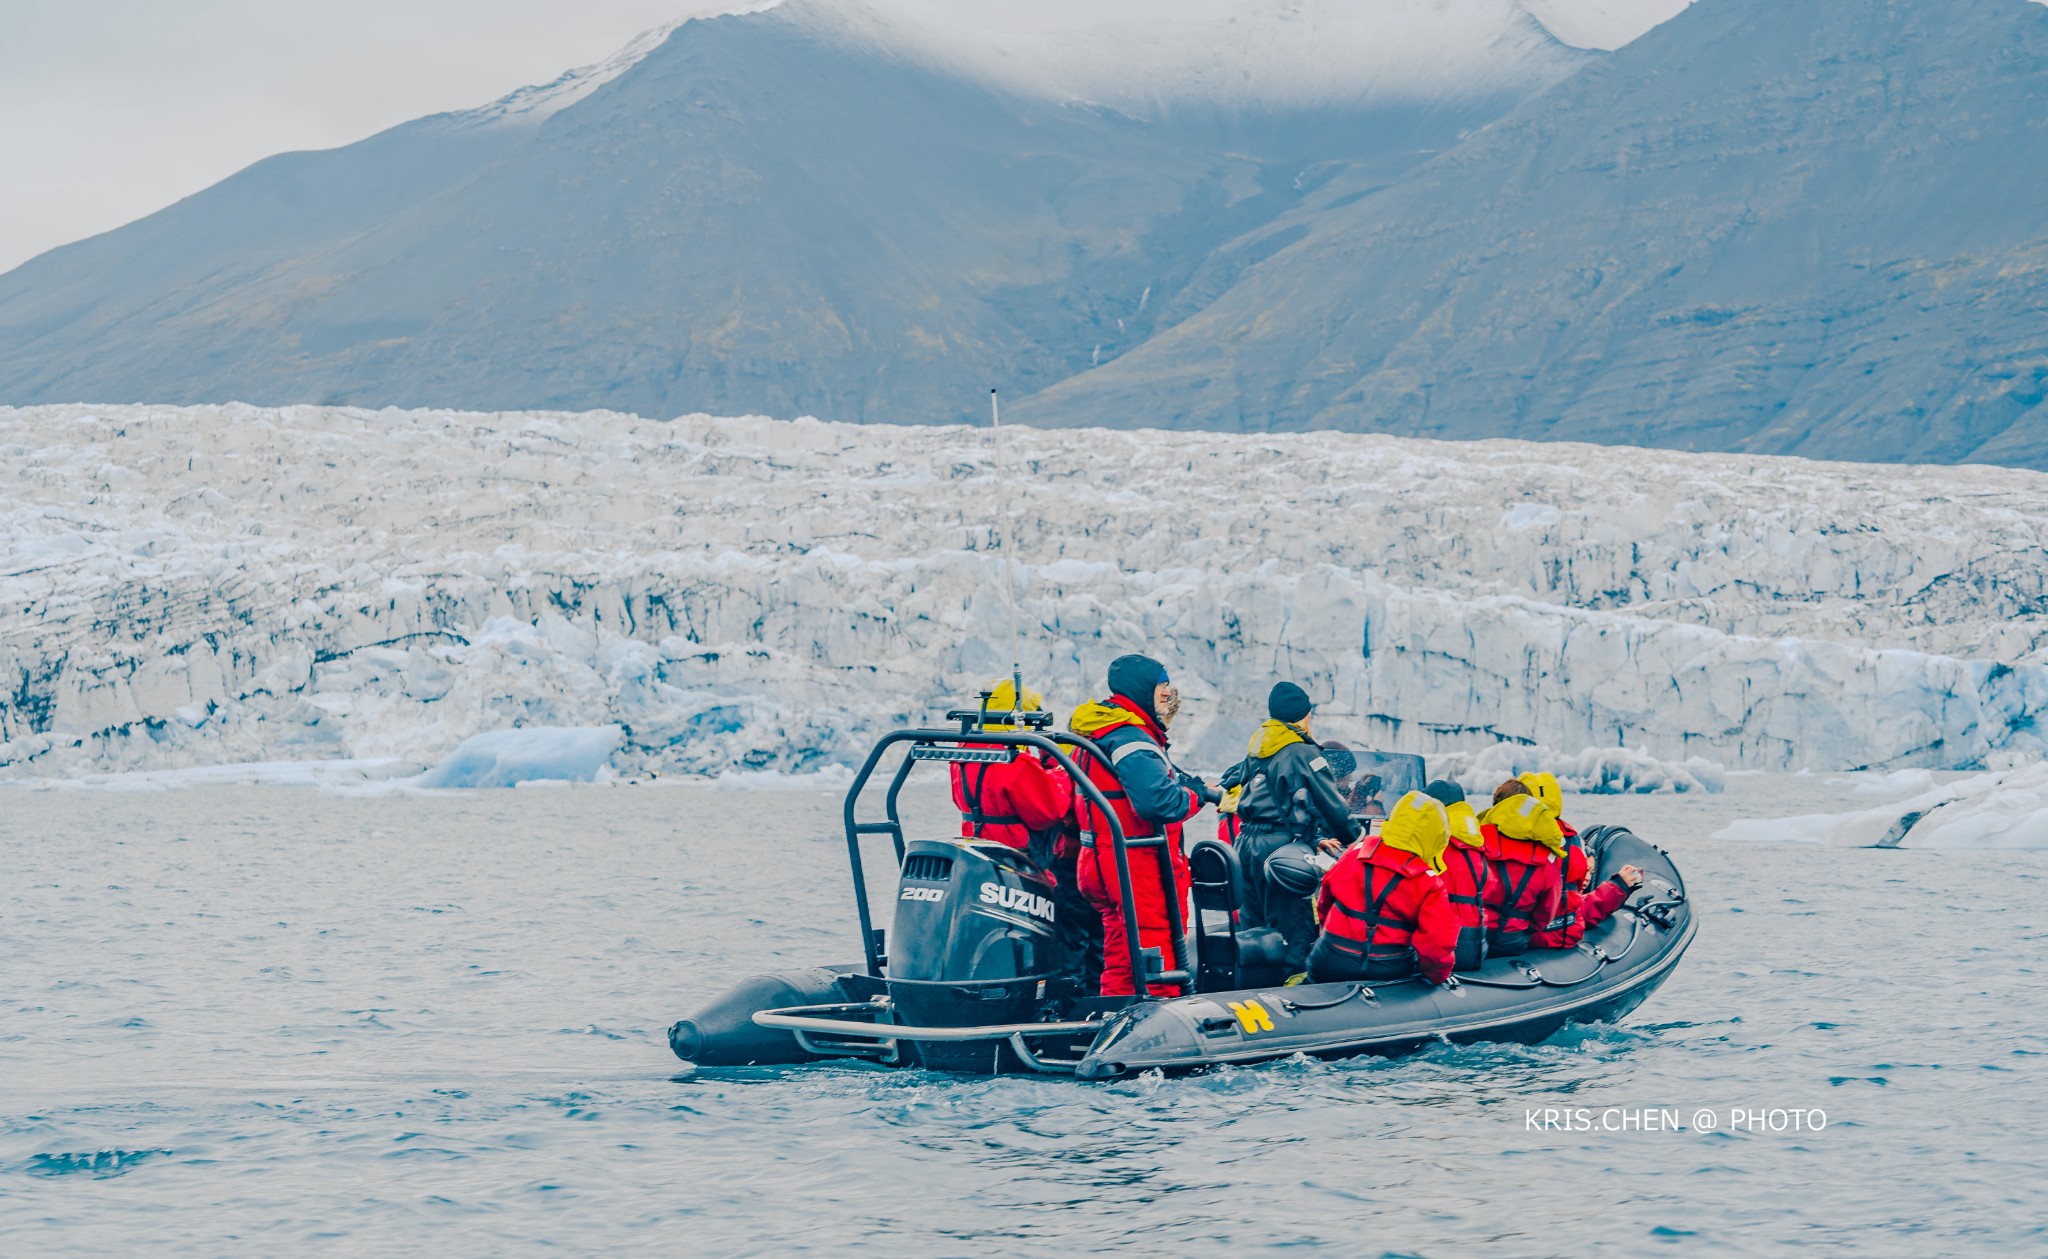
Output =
[
  {"x1": 1246, "y1": 719, "x2": 1308, "y2": 758},
  {"x1": 1379, "y1": 791, "x2": 1450, "y2": 873},
  {"x1": 1523, "y1": 771, "x2": 1565, "y2": 815},
  {"x1": 1484, "y1": 792, "x2": 1566, "y2": 855},
  {"x1": 1445, "y1": 799, "x2": 1484, "y2": 849},
  {"x1": 1069, "y1": 700, "x2": 1138, "y2": 739},
  {"x1": 980, "y1": 679, "x2": 1044, "y2": 731}
]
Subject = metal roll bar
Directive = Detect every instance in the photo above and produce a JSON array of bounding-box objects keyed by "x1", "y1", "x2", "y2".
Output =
[{"x1": 839, "y1": 724, "x2": 1192, "y2": 1000}]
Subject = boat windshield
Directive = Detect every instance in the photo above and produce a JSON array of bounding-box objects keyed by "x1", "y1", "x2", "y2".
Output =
[{"x1": 1319, "y1": 746, "x2": 1427, "y2": 822}]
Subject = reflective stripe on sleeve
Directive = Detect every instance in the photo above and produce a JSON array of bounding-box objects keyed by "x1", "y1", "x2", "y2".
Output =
[{"x1": 1110, "y1": 741, "x2": 1164, "y2": 766}]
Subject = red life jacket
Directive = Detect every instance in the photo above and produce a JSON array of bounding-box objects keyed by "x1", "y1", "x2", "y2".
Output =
[
  {"x1": 1440, "y1": 841, "x2": 1493, "y2": 970},
  {"x1": 1481, "y1": 823, "x2": 1564, "y2": 949},
  {"x1": 1069, "y1": 699, "x2": 1192, "y2": 937},
  {"x1": 1318, "y1": 838, "x2": 1430, "y2": 967},
  {"x1": 946, "y1": 753, "x2": 1032, "y2": 851},
  {"x1": 1548, "y1": 828, "x2": 1588, "y2": 936},
  {"x1": 1070, "y1": 700, "x2": 1183, "y2": 851}
]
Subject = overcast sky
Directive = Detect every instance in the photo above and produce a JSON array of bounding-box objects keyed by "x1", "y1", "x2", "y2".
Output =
[{"x1": 0, "y1": 2, "x2": 742, "y2": 274}]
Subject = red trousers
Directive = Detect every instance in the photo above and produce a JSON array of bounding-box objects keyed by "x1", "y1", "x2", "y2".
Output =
[{"x1": 1079, "y1": 847, "x2": 1187, "y2": 997}]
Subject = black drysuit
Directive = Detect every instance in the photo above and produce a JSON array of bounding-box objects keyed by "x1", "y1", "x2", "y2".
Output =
[{"x1": 1223, "y1": 725, "x2": 1361, "y2": 970}]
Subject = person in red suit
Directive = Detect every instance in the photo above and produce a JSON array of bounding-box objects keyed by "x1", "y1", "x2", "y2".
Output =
[
  {"x1": 1424, "y1": 779, "x2": 1494, "y2": 970},
  {"x1": 1520, "y1": 771, "x2": 1643, "y2": 948},
  {"x1": 1067, "y1": 654, "x2": 1217, "y2": 997},
  {"x1": 1307, "y1": 791, "x2": 1460, "y2": 986},
  {"x1": 1479, "y1": 781, "x2": 1567, "y2": 958},
  {"x1": 949, "y1": 678, "x2": 1073, "y2": 862}
]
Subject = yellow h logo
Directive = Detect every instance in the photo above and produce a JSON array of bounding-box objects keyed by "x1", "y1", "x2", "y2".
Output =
[{"x1": 1228, "y1": 999, "x2": 1274, "y2": 1034}]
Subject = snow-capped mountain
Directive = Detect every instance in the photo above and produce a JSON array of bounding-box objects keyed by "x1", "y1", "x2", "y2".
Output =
[{"x1": 4, "y1": 403, "x2": 2041, "y2": 780}]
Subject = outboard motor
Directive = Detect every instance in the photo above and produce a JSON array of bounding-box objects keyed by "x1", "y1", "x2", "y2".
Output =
[{"x1": 889, "y1": 838, "x2": 1060, "y2": 1070}]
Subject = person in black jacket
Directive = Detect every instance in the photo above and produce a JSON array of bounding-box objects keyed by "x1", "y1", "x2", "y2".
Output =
[{"x1": 1219, "y1": 681, "x2": 1364, "y2": 971}]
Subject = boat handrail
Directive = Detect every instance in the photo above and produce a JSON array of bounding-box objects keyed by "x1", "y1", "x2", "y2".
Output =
[{"x1": 839, "y1": 725, "x2": 1189, "y2": 998}]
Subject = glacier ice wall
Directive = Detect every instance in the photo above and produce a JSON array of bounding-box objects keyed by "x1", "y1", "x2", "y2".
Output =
[
  {"x1": 1430, "y1": 743, "x2": 1725, "y2": 796},
  {"x1": 2, "y1": 404, "x2": 2044, "y2": 779}
]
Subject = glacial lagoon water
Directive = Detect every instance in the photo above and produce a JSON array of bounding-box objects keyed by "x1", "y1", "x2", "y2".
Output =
[{"x1": 4, "y1": 776, "x2": 2045, "y2": 1254}]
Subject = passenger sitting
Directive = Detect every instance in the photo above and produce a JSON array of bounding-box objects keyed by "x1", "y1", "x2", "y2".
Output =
[
  {"x1": 1425, "y1": 779, "x2": 1493, "y2": 971},
  {"x1": 951, "y1": 679, "x2": 1097, "y2": 1001},
  {"x1": 1480, "y1": 780, "x2": 1566, "y2": 958},
  {"x1": 1307, "y1": 791, "x2": 1459, "y2": 987},
  {"x1": 1520, "y1": 771, "x2": 1644, "y2": 948},
  {"x1": 949, "y1": 679, "x2": 1074, "y2": 864}
]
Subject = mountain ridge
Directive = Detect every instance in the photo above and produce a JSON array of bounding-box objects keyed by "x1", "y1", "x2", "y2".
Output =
[
  {"x1": 0, "y1": 1, "x2": 1543, "y2": 424},
  {"x1": 1012, "y1": 0, "x2": 2048, "y2": 467},
  {"x1": 2, "y1": 0, "x2": 2040, "y2": 467}
]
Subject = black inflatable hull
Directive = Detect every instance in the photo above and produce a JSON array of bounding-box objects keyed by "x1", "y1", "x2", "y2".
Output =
[
  {"x1": 668, "y1": 965, "x2": 878, "y2": 1066},
  {"x1": 669, "y1": 829, "x2": 1693, "y2": 1078}
]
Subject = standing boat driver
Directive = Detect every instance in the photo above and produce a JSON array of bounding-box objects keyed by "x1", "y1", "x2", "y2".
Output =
[
  {"x1": 1068, "y1": 654, "x2": 1220, "y2": 997},
  {"x1": 1218, "y1": 681, "x2": 1361, "y2": 975}
]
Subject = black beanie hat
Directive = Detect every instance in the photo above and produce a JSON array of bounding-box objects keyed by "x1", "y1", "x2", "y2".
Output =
[
  {"x1": 1268, "y1": 681, "x2": 1313, "y2": 723},
  {"x1": 1424, "y1": 778, "x2": 1467, "y2": 807},
  {"x1": 1107, "y1": 654, "x2": 1170, "y2": 715}
]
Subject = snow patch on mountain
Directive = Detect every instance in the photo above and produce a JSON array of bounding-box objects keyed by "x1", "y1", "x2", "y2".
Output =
[
  {"x1": 451, "y1": 3, "x2": 783, "y2": 127},
  {"x1": 793, "y1": 0, "x2": 1587, "y2": 110},
  {"x1": 1519, "y1": 0, "x2": 1696, "y2": 51},
  {"x1": 2, "y1": 404, "x2": 2043, "y2": 781},
  {"x1": 448, "y1": 0, "x2": 1703, "y2": 127}
]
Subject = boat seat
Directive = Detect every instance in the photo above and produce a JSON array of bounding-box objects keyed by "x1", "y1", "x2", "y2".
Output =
[{"x1": 1188, "y1": 838, "x2": 1244, "y2": 992}]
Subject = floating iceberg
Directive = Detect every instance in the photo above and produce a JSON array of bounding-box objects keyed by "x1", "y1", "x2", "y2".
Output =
[
  {"x1": 414, "y1": 726, "x2": 623, "y2": 789},
  {"x1": 1, "y1": 404, "x2": 2043, "y2": 781},
  {"x1": 1433, "y1": 743, "x2": 1726, "y2": 796},
  {"x1": 1714, "y1": 762, "x2": 2048, "y2": 849},
  {"x1": 1832, "y1": 768, "x2": 1942, "y2": 798}
]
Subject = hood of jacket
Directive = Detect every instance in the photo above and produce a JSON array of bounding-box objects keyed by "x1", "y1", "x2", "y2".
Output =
[
  {"x1": 1070, "y1": 697, "x2": 1164, "y2": 745},
  {"x1": 1246, "y1": 718, "x2": 1309, "y2": 759},
  {"x1": 1377, "y1": 790, "x2": 1450, "y2": 873},
  {"x1": 1445, "y1": 799, "x2": 1484, "y2": 849},
  {"x1": 978, "y1": 678, "x2": 1045, "y2": 732},
  {"x1": 1483, "y1": 792, "x2": 1566, "y2": 855}
]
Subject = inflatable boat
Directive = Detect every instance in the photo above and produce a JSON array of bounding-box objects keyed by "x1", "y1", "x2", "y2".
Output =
[{"x1": 669, "y1": 711, "x2": 1695, "y2": 1079}]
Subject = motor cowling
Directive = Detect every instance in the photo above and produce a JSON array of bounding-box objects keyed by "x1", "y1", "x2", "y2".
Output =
[{"x1": 888, "y1": 838, "x2": 1059, "y2": 1031}]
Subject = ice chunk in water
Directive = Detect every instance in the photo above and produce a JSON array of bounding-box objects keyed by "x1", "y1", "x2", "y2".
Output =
[
  {"x1": 415, "y1": 726, "x2": 622, "y2": 789},
  {"x1": 1716, "y1": 761, "x2": 2048, "y2": 849}
]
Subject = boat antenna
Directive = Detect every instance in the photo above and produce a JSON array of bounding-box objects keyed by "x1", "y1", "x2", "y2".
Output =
[{"x1": 990, "y1": 387, "x2": 1024, "y2": 725}]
